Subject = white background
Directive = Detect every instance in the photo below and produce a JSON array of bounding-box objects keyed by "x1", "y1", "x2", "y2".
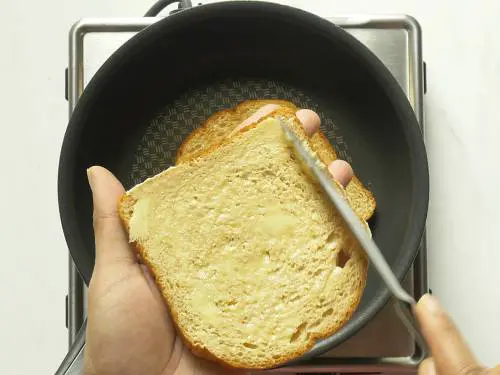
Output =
[{"x1": 1, "y1": 0, "x2": 499, "y2": 373}]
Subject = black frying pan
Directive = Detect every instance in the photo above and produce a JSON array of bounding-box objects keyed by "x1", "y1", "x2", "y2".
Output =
[{"x1": 56, "y1": 1, "x2": 429, "y2": 373}]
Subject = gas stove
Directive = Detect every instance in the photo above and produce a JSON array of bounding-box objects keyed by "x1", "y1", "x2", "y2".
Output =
[{"x1": 65, "y1": 11, "x2": 427, "y2": 375}]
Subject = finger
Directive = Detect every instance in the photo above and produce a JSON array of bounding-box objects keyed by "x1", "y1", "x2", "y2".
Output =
[
  {"x1": 418, "y1": 358, "x2": 436, "y2": 375},
  {"x1": 296, "y1": 109, "x2": 321, "y2": 136},
  {"x1": 415, "y1": 294, "x2": 484, "y2": 375},
  {"x1": 87, "y1": 166, "x2": 137, "y2": 268},
  {"x1": 328, "y1": 160, "x2": 354, "y2": 188},
  {"x1": 234, "y1": 105, "x2": 322, "y2": 137},
  {"x1": 231, "y1": 104, "x2": 280, "y2": 135}
]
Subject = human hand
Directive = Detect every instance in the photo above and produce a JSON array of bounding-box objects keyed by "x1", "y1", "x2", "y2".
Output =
[
  {"x1": 416, "y1": 294, "x2": 500, "y2": 375},
  {"x1": 84, "y1": 107, "x2": 355, "y2": 375}
]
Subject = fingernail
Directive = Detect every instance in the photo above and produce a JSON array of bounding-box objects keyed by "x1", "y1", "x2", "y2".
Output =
[
  {"x1": 295, "y1": 109, "x2": 320, "y2": 136},
  {"x1": 420, "y1": 293, "x2": 442, "y2": 315},
  {"x1": 328, "y1": 160, "x2": 353, "y2": 188},
  {"x1": 87, "y1": 167, "x2": 95, "y2": 194}
]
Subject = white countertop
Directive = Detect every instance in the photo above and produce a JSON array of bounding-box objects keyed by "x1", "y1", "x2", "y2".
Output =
[{"x1": 1, "y1": 0, "x2": 499, "y2": 373}]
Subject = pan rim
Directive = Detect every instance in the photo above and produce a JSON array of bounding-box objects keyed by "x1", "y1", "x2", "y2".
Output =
[{"x1": 58, "y1": 0, "x2": 429, "y2": 364}]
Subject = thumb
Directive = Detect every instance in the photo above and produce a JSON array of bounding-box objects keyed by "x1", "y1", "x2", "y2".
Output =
[
  {"x1": 87, "y1": 166, "x2": 137, "y2": 268},
  {"x1": 415, "y1": 294, "x2": 486, "y2": 375}
]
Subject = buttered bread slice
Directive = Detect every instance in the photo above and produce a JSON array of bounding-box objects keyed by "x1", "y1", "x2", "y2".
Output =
[{"x1": 118, "y1": 114, "x2": 368, "y2": 369}]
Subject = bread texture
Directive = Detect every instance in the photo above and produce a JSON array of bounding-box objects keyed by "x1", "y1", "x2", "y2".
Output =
[
  {"x1": 176, "y1": 99, "x2": 376, "y2": 221},
  {"x1": 118, "y1": 113, "x2": 369, "y2": 369}
]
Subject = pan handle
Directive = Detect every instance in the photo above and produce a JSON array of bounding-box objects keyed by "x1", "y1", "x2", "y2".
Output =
[{"x1": 54, "y1": 319, "x2": 86, "y2": 375}]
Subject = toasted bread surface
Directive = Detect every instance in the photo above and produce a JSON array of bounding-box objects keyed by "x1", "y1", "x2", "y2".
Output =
[
  {"x1": 119, "y1": 114, "x2": 368, "y2": 369},
  {"x1": 176, "y1": 99, "x2": 376, "y2": 220}
]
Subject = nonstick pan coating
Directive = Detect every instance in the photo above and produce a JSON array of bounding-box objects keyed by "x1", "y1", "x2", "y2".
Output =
[{"x1": 58, "y1": 1, "x2": 429, "y2": 360}]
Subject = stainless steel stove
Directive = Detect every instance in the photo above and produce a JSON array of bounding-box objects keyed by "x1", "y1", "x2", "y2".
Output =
[{"x1": 65, "y1": 11, "x2": 427, "y2": 375}]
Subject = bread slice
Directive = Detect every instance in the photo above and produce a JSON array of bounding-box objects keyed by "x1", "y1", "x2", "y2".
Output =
[
  {"x1": 118, "y1": 113, "x2": 369, "y2": 369},
  {"x1": 176, "y1": 99, "x2": 376, "y2": 221}
]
